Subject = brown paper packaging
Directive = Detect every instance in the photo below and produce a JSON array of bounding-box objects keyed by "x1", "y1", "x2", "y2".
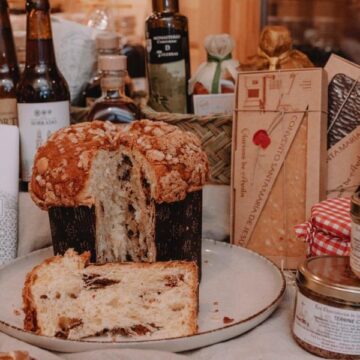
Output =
[{"x1": 231, "y1": 68, "x2": 328, "y2": 269}]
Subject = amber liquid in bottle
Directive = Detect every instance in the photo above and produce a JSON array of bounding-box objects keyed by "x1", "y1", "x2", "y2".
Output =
[
  {"x1": 0, "y1": 0, "x2": 19, "y2": 125},
  {"x1": 17, "y1": 0, "x2": 70, "y2": 187},
  {"x1": 88, "y1": 55, "x2": 142, "y2": 124},
  {"x1": 145, "y1": 0, "x2": 192, "y2": 113}
]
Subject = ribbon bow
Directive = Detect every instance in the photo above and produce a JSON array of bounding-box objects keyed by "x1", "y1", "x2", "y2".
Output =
[
  {"x1": 257, "y1": 47, "x2": 291, "y2": 71},
  {"x1": 207, "y1": 53, "x2": 232, "y2": 94}
]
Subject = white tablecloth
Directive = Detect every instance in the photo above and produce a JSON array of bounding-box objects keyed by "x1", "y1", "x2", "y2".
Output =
[{"x1": 1, "y1": 188, "x2": 320, "y2": 359}]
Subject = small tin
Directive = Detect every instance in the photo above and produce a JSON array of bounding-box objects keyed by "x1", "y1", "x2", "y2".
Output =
[
  {"x1": 293, "y1": 256, "x2": 360, "y2": 359},
  {"x1": 351, "y1": 192, "x2": 360, "y2": 279}
]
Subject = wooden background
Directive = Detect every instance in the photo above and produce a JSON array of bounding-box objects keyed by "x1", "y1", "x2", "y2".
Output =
[
  {"x1": 181, "y1": 0, "x2": 261, "y2": 71},
  {"x1": 9, "y1": 0, "x2": 262, "y2": 72}
]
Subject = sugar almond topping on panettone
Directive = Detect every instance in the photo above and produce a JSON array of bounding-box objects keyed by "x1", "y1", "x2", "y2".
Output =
[
  {"x1": 30, "y1": 120, "x2": 209, "y2": 210},
  {"x1": 30, "y1": 121, "x2": 122, "y2": 209},
  {"x1": 120, "y1": 120, "x2": 209, "y2": 203}
]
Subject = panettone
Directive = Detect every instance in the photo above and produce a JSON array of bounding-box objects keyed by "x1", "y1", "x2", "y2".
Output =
[{"x1": 30, "y1": 120, "x2": 208, "y2": 273}]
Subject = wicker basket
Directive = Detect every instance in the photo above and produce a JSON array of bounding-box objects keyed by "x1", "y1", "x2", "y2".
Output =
[{"x1": 71, "y1": 106, "x2": 232, "y2": 185}]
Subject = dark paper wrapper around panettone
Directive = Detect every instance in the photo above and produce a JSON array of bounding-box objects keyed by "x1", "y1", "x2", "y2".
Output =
[{"x1": 48, "y1": 190, "x2": 203, "y2": 279}]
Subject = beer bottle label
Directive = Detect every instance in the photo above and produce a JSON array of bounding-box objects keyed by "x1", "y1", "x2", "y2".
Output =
[
  {"x1": 146, "y1": 27, "x2": 187, "y2": 113},
  {"x1": 18, "y1": 100, "x2": 70, "y2": 181},
  {"x1": 0, "y1": 98, "x2": 17, "y2": 125}
]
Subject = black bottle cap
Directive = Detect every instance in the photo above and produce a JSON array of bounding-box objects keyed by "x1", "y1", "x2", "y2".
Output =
[
  {"x1": 152, "y1": 0, "x2": 179, "y2": 13},
  {"x1": 26, "y1": 0, "x2": 50, "y2": 12}
]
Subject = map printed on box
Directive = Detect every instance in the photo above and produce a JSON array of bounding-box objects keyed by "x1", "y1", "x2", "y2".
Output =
[{"x1": 231, "y1": 68, "x2": 328, "y2": 269}]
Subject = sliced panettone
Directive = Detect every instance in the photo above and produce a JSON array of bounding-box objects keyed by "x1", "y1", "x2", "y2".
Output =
[
  {"x1": 23, "y1": 250, "x2": 198, "y2": 340},
  {"x1": 29, "y1": 120, "x2": 208, "y2": 272}
]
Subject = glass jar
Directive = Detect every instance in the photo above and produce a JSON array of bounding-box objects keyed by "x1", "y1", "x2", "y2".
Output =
[{"x1": 293, "y1": 256, "x2": 360, "y2": 359}]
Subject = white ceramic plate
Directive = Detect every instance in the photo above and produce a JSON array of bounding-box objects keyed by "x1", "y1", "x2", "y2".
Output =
[{"x1": 0, "y1": 240, "x2": 286, "y2": 353}]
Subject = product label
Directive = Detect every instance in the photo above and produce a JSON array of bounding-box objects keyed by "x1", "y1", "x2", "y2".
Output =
[
  {"x1": 351, "y1": 222, "x2": 360, "y2": 273},
  {"x1": 293, "y1": 291, "x2": 360, "y2": 355},
  {"x1": 18, "y1": 101, "x2": 70, "y2": 181},
  {"x1": 0, "y1": 98, "x2": 17, "y2": 125},
  {"x1": 327, "y1": 126, "x2": 360, "y2": 198},
  {"x1": 146, "y1": 28, "x2": 188, "y2": 113}
]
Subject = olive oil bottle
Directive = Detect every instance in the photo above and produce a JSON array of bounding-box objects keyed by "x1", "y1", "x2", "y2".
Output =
[
  {"x1": 0, "y1": 0, "x2": 19, "y2": 125},
  {"x1": 17, "y1": 0, "x2": 70, "y2": 185},
  {"x1": 145, "y1": 0, "x2": 192, "y2": 113}
]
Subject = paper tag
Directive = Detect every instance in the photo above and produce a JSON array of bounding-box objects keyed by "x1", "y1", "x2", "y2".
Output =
[
  {"x1": 132, "y1": 77, "x2": 147, "y2": 92},
  {"x1": 293, "y1": 291, "x2": 360, "y2": 355},
  {"x1": 193, "y1": 94, "x2": 234, "y2": 115},
  {"x1": 18, "y1": 101, "x2": 70, "y2": 181}
]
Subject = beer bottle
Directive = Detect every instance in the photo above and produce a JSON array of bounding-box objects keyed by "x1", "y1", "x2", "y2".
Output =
[
  {"x1": 0, "y1": 0, "x2": 19, "y2": 125},
  {"x1": 17, "y1": 0, "x2": 70, "y2": 185},
  {"x1": 145, "y1": 0, "x2": 192, "y2": 113}
]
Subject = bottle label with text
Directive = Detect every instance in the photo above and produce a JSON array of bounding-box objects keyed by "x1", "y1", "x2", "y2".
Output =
[
  {"x1": 18, "y1": 101, "x2": 70, "y2": 181},
  {"x1": 0, "y1": 98, "x2": 17, "y2": 125},
  {"x1": 146, "y1": 28, "x2": 187, "y2": 113}
]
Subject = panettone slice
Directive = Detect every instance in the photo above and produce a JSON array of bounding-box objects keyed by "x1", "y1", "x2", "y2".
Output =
[{"x1": 23, "y1": 249, "x2": 198, "y2": 340}]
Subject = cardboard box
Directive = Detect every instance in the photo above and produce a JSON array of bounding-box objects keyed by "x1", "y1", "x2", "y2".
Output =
[
  {"x1": 231, "y1": 68, "x2": 328, "y2": 268},
  {"x1": 325, "y1": 54, "x2": 360, "y2": 198}
]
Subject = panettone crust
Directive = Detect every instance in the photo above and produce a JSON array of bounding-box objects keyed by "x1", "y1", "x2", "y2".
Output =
[
  {"x1": 29, "y1": 121, "x2": 121, "y2": 210},
  {"x1": 120, "y1": 120, "x2": 209, "y2": 203},
  {"x1": 30, "y1": 120, "x2": 209, "y2": 210}
]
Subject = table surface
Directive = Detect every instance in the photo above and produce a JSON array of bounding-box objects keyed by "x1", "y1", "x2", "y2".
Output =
[{"x1": 0, "y1": 189, "x2": 321, "y2": 359}]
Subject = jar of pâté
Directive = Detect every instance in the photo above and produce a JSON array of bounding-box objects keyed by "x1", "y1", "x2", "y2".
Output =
[
  {"x1": 351, "y1": 192, "x2": 360, "y2": 279},
  {"x1": 293, "y1": 256, "x2": 360, "y2": 359}
]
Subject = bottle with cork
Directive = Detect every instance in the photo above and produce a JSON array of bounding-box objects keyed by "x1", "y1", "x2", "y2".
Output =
[
  {"x1": 145, "y1": 0, "x2": 192, "y2": 113},
  {"x1": 82, "y1": 32, "x2": 120, "y2": 108},
  {"x1": 0, "y1": 0, "x2": 20, "y2": 125},
  {"x1": 17, "y1": 0, "x2": 70, "y2": 188},
  {"x1": 87, "y1": 54, "x2": 142, "y2": 124}
]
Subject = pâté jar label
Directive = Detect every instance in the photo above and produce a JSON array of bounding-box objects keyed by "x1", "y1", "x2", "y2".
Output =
[{"x1": 293, "y1": 291, "x2": 360, "y2": 355}]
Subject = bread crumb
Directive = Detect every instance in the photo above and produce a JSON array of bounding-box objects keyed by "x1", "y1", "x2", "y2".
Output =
[
  {"x1": 223, "y1": 316, "x2": 234, "y2": 324},
  {"x1": 13, "y1": 308, "x2": 21, "y2": 316}
]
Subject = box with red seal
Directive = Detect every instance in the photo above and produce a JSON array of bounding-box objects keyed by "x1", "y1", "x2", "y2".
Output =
[{"x1": 231, "y1": 68, "x2": 328, "y2": 268}]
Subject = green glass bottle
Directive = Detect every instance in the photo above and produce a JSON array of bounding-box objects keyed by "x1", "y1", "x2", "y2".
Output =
[{"x1": 145, "y1": 0, "x2": 192, "y2": 114}]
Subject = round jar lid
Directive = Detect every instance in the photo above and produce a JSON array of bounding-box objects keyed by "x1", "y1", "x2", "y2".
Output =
[
  {"x1": 351, "y1": 191, "x2": 360, "y2": 218},
  {"x1": 297, "y1": 256, "x2": 360, "y2": 303}
]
